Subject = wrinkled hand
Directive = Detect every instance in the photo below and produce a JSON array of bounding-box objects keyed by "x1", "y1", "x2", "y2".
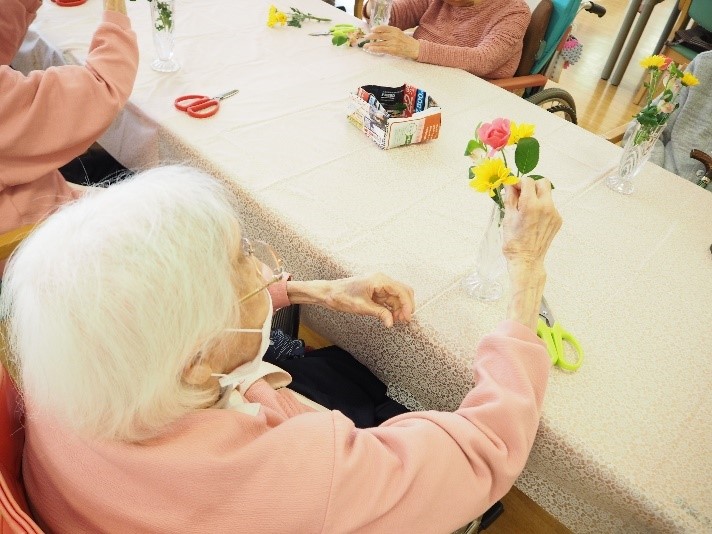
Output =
[
  {"x1": 502, "y1": 176, "x2": 562, "y2": 271},
  {"x1": 364, "y1": 26, "x2": 420, "y2": 60},
  {"x1": 323, "y1": 273, "x2": 414, "y2": 327}
]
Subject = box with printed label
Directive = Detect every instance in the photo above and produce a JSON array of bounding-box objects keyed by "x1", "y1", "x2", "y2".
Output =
[{"x1": 346, "y1": 84, "x2": 441, "y2": 150}]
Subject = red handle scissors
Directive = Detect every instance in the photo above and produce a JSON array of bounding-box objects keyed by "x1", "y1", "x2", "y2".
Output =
[
  {"x1": 51, "y1": 0, "x2": 88, "y2": 7},
  {"x1": 174, "y1": 89, "x2": 239, "y2": 119}
]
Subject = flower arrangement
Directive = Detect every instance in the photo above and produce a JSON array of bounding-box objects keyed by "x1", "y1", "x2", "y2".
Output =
[
  {"x1": 129, "y1": 0, "x2": 173, "y2": 32},
  {"x1": 267, "y1": 5, "x2": 331, "y2": 28},
  {"x1": 634, "y1": 54, "x2": 700, "y2": 145},
  {"x1": 465, "y1": 118, "x2": 546, "y2": 216},
  {"x1": 329, "y1": 24, "x2": 366, "y2": 47}
]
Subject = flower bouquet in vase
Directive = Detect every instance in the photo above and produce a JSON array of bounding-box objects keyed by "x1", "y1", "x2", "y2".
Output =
[
  {"x1": 607, "y1": 55, "x2": 700, "y2": 194},
  {"x1": 462, "y1": 119, "x2": 548, "y2": 301}
]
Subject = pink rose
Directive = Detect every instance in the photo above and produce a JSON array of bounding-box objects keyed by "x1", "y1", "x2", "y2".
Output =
[
  {"x1": 477, "y1": 118, "x2": 511, "y2": 153},
  {"x1": 661, "y1": 57, "x2": 673, "y2": 70}
]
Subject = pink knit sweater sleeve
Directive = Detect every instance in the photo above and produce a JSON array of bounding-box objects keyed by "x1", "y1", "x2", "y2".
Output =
[
  {"x1": 322, "y1": 320, "x2": 551, "y2": 533},
  {"x1": 0, "y1": 11, "x2": 138, "y2": 189},
  {"x1": 0, "y1": 0, "x2": 41, "y2": 65},
  {"x1": 417, "y1": 5, "x2": 531, "y2": 78}
]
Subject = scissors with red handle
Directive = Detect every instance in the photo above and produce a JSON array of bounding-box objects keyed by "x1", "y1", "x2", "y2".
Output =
[
  {"x1": 51, "y1": 0, "x2": 88, "y2": 7},
  {"x1": 174, "y1": 89, "x2": 239, "y2": 119}
]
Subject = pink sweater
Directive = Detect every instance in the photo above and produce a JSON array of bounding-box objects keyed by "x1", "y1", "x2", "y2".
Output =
[
  {"x1": 387, "y1": 0, "x2": 531, "y2": 78},
  {"x1": 24, "y1": 316, "x2": 551, "y2": 534},
  {"x1": 0, "y1": 7, "x2": 138, "y2": 266}
]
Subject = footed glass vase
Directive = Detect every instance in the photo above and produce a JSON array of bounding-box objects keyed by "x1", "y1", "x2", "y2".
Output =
[
  {"x1": 150, "y1": 0, "x2": 179, "y2": 72},
  {"x1": 462, "y1": 203, "x2": 506, "y2": 302},
  {"x1": 606, "y1": 122, "x2": 665, "y2": 195}
]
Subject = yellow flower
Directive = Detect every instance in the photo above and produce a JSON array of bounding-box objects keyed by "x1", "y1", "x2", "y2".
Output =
[
  {"x1": 267, "y1": 5, "x2": 288, "y2": 27},
  {"x1": 469, "y1": 159, "x2": 519, "y2": 197},
  {"x1": 681, "y1": 71, "x2": 700, "y2": 87},
  {"x1": 508, "y1": 121, "x2": 535, "y2": 145},
  {"x1": 639, "y1": 55, "x2": 667, "y2": 70}
]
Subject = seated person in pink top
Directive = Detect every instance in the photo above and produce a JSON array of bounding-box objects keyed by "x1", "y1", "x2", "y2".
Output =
[
  {"x1": 1, "y1": 166, "x2": 560, "y2": 533},
  {"x1": 363, "y1": 0, "x2": 531, "y2": 79},
  {"x1": 0, "y1": 0, "x2": 138, "y2": 271}
]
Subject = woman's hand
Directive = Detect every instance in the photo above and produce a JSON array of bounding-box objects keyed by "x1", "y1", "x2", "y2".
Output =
[
  {"x1": 287, "y1": 274, "x2": 415, "y2": 328},
  {"x1": 104, "y1": 0, "x2": 127, "y2": 15},
  {"x1": 502, "y1": 177, "x2": 561, "y2": 330},
  {"x1": 502, "y1": 177, "x2": 561, "y2": 272},
  {"x1": 364, "y1": 26, "x2": 420, "y2": 60}
]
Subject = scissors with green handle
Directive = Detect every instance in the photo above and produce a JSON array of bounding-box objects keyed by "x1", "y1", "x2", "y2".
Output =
[{"x1": 537, "y1": 297, "x2": 584, "y2": 371}]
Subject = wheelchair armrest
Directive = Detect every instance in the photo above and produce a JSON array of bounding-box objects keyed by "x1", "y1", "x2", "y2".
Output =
[{"x1": 488, "y1": 74, "x2": 549, "y2": 91}]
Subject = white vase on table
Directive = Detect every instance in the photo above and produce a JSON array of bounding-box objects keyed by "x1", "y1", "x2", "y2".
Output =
[
  {"x1": 606, "y1": 122, "x2": 666, "y2": 195},
  {"x1": 462, "y1": 203, "x2": 506, "y2": 302}
]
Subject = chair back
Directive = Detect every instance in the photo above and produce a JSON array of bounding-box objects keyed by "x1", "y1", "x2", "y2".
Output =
[
  {"x1": 517, "y1": 0, "x2": 554, "y2": 76},
  {"x1": 531, "y1": 0, "x2": 580, "y2": 74},
  {"x1": 689, "y1": 0, "x2": 712, "y2": 32},
  {"x1": 0, "y1": 364, "x2": 42, "y2": 533}
]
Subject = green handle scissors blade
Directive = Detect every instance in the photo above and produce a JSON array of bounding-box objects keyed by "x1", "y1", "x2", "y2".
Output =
[{"x1": 537, "y1": 297, "x2": 584, "y2": 371}]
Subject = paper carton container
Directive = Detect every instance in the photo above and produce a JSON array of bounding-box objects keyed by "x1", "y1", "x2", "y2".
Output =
[{"x1": 346, "y1": 84, "x2": 441, "y2": 149}]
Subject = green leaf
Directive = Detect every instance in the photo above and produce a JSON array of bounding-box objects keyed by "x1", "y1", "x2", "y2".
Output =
[
  {"x1": 528, "y1": 174, "x2": 555, "y2": 189},
  {"x1": 514, "y1": 137, "x2": 539, "y2": 175},
  {"x1": 468, "y1": 166, "x2": 476, "y2": 180},
  {"x1": 464, "y1": 139, "x2": 485, "y2": 156},
  {"x1": 332, "y1": 34, "x2": 348, "y2": 46}
]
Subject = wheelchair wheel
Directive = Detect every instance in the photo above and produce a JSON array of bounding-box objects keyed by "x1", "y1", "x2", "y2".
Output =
[{"x1": 526, "y1": 88, "x2": 578, "y2": 124}]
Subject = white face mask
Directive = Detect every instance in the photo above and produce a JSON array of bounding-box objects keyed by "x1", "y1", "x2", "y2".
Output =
[{"x1": 211, "y1": 293, "x2": 273, "y2": 391}]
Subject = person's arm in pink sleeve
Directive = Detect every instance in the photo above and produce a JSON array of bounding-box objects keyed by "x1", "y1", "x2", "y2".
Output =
[
  {"x1": 321, "y1": 321, "x2": 550, "y2": 533},
  {"x1": 418, "y1": 10, "x2": 530, "y2": 77},
  {"x1": 0, "y1": 0, "x2": 41, "y2": 65},
  {"x1": 0, "y1": 10, "x2": 138, "y2": 189},
  {"x1": 267, "y1": 273, "x2": 292, "y2": 310}
]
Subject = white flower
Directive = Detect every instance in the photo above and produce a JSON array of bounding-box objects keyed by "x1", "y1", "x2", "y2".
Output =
[{"x1": 468, "y1": 147, "x2": 487, "y2": 165}]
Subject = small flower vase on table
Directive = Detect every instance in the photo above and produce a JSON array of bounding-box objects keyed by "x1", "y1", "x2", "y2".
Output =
[
  {"x1": 606, "y1": 122, "x2": 666, "y2": 195},
  {"x1": 462, "y1": 118, "x2": 548, "y2": 302},
  {"x1": 607, "y1": 54, "x2": 700, "y2": 195},
  {"x1": 149, "y1": 0, "x2": 179, "y2": 72},
  {"x1": 462, "y1": 204, "x2": 506, "y2": 301}
]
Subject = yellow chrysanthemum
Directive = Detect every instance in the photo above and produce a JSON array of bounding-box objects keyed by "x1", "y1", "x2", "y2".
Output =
[
  {"x1": 639, "y1": 55, "x2": 667, "y2": 70},
  {"x1": 267, "y1": 5, "x2": 288, "y2": 27},
  {"x1": 507, "y1": 121, "x2": 535, "y2": 145},
  {"x1": 680, "y1": 71, "x2": 700, "y2": 87},
  {"x1": 469, "y1": 159, "x2": 519, "y2": 197}
]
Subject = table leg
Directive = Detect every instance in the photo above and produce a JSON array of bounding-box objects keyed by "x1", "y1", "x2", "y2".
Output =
[
  {"x1": 609, "y1": 0, "x2": 659, "y2": 86},
  {"x1": 601, "y1": 0, "x2": 643, "y2": 80},
  {"x1": 653, "y1": 0, "x2": 680, "y2": 54}
]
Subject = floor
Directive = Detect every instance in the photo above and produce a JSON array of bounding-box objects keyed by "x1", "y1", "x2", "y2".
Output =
[{"x1": 312, "y1": 1, "x2": 681, "y2": 531}]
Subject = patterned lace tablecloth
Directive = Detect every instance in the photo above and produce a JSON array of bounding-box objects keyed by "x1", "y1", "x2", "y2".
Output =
[{"x1": 17, "y1": 0, "x2": 712, "y2": 531}]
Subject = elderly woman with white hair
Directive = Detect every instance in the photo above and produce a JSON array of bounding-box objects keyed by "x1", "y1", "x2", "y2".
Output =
[{"x1": 1, "y1": 166, "x2": 560, "y2": 533}]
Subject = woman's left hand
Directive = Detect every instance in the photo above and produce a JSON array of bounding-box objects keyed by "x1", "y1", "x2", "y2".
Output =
[
  {"x1": 322, "y1": 273, "x2": 414, "y2": 327},
  {"x1": 287, "y1": 274, "x2": 415, "y2": 327},
  {"x1": 364, "y1": 26, "x2": 420, "y2": 60}
]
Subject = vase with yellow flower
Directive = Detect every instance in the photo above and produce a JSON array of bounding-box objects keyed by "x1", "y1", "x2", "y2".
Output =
[
  {"x1": 607, "y1": 55, "x2": 700, "y2": 195},
  {"x1": 462, "y1": 118, "x2": 546, "y2": 301}
]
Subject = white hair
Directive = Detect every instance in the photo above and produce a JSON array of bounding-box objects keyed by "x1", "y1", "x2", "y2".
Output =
[{"x1": 0, "y1": 166, "x2": 244, "y2": 442}]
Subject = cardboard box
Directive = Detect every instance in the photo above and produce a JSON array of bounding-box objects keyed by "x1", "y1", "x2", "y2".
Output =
[{"x1": 347, "y1": 84, "x2": 441, "y2": 149}]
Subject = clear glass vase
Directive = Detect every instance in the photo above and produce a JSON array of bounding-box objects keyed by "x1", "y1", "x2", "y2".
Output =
[
  {"x1": 150, "y1": 0, "x2": 179, "y2": 73},
  {"x1": 462, "y1": 203, "x2": 506, "y2": 302},
  {"x1": 606, "y1": 122, "x2": 665, "y2": 195}
]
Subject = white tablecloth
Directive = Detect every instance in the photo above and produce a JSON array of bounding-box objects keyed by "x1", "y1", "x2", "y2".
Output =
[{"x1": 16, "y1": 0, "x2": 712, "y2": 532}]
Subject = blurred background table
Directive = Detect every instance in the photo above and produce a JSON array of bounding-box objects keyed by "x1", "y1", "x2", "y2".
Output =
[{"x1": 15, "y1": 0, "x2": 712, "y2": 532}]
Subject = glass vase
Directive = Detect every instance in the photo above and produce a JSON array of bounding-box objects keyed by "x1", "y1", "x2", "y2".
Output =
[
  {"x1": 606, "y1": 122, "x2": 665, "y2": 195},
  {"x1": 462, "y1": 203, "x2": 506, "y2": 302},
  {"x1": 150, "y1": 0, "x2": 179, "y2": 73}
]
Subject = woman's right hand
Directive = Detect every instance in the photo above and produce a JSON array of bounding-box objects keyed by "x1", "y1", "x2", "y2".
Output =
[
  {"x1": 502, "y1": 177, "x2": 561, "y2": 272},
  {"x1": 104, "y1": 0, "x2": 127, "y2": 15},
  {"x1": 501, "y1": 177, "x2": 561, "y2": 330}
]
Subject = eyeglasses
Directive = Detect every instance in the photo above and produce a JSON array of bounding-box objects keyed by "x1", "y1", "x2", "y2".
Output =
[{"x1": 238, "y1": 238, "x2": 285, "y2": 303}]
